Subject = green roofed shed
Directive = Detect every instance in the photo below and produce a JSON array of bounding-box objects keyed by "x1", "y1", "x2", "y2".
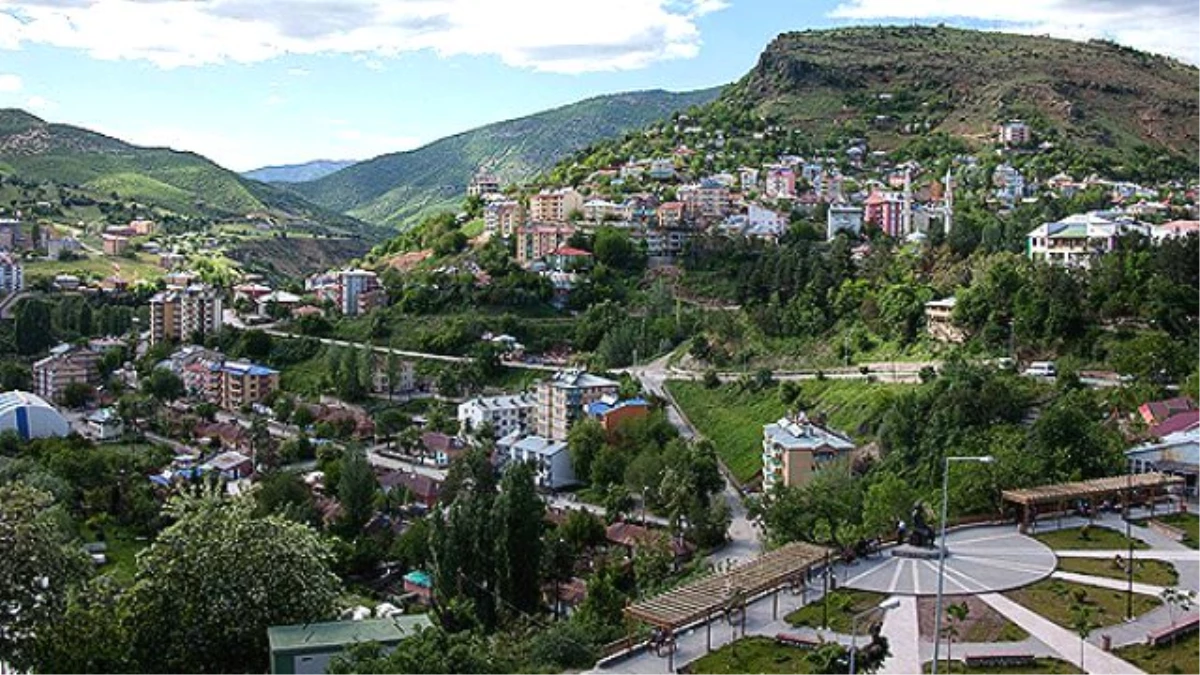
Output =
[{"x1": 268, "y1": 615, "x2": 433, "y2": 674}]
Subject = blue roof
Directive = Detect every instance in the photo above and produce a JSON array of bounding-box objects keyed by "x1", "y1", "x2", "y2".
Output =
[
  {"x1": 403, "y1": 570, "x2": 432, "y2": 588},
  {"x1": 586, "y1": 397, "x2": 648, "y2": 417},
  {"x1": 209, "y1": 361, "x2": 278, "y2": 376}
]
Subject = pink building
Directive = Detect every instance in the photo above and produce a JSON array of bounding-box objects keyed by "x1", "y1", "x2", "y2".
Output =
[{"x1": 864, "y1": 189, "x2": 905, "y2": 237}]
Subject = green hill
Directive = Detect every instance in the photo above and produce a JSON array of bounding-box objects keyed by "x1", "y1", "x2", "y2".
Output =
[
  {"x1": 289, "y1": 87, "x2": 723, "y2": 228},
  {"x1": 0, "y1": 109, "x2": 381, "y2": 238},
  {"x1": 549, "y1": 27, "x2": 1198, "y2": 183}
]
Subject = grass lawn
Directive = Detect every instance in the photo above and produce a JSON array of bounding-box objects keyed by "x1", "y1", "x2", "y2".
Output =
[
  {"x1": 1005, "y1": 578, "x2": 1160, "y2": 629},
  {"x1": 80, "y1": 524, "x2": 150, "y2": 584},
  {"x1": 922, "y1": 658, "x2": 1083, "y2": 673},
  {"x1": 1147, "y1": 513, "x2": 1199, "y2": 549},
  {"x1": 785, "y1": 589, "x2": 888, "y2": 633},
  {"x1": 24, "y1": 251, "x2": 165, "y2": 283},
  {"x1": 1057, "y1": 557, "x2": 1178, "y2": 586},
  {"x1": 1116, "y1": 631, "x2": 1198, "y2": 674},
  {"x1": 917, "y1": 596, "x2": 1029, "y2": 642},
  {"x1": 685, "y1": 636, "x2": 814, "y2": 674},
  {"x1": 1033, "y1": 526, "x2": 1149, "y2": 551},
  {"x1": 667, "y1": 379, "x2": 905, "y2": 483}
]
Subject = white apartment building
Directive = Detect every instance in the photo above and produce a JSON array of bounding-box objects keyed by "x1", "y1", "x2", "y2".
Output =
[
  {"x1": 458, "y1": 392, "x2": 536, "y2": 439},
  {"x1": 484, "y1": 200, "x2": 523, "y2": 237},
  {"x1": 497, "y1": 433, "x2": 575, "y2": 490},
  {"x1": 535, "y1": 369, "x2": 619, "y2": 440}
]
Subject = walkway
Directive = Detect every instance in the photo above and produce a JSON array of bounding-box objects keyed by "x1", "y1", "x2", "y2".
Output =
[
  {"x1": 878, "y1": 595, "x2": 920, "y2": 675},
  {"x1": 978, "y1": 592, "x2": 1144, "y2": 674},
  {"x1": 1050, "y1": 571, "x2": 1166, "y2": 597}
]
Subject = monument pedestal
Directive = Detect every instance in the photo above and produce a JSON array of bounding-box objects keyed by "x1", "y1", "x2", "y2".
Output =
[{"x1": 891, "y1": 544, "x2": 946, "y2": 560}]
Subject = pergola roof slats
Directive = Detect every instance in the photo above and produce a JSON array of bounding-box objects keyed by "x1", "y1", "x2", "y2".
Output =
[
  {"x1": 625, "y1": 541, "x2": 830, "y2": 630},
  {"x1": 1001, "y1": 472, "x2": 1183, "y2": 506}
]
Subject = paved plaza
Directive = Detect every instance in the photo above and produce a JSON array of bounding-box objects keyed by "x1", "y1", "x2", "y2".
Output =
[
  {"x1": 841, "y1": 527, "x2": 1058, "y2": 595},
  {"x1": 596, "y1": 509, "x2": 1199, "y2": 675}
]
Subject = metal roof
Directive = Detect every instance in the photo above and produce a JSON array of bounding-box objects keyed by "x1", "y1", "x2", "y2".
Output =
[{"x1": 268, "y1": 616, "x2": 432, "y2": 653}]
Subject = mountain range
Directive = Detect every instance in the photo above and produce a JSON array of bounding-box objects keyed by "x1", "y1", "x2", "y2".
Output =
[
  {"x1": 286, "y1": 88, "x2": 723, "y2": 228},
  {"x1": 0, "y1": 108, "x2": 372, "y2": 236},
  {"x1": 242, "y1": 160, "x2": 357, "y2": 184}
]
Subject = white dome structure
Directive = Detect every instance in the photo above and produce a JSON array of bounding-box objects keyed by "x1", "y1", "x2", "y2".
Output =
[{"x1": 0, "y1": 391, "x2": 71, "y2": 440}]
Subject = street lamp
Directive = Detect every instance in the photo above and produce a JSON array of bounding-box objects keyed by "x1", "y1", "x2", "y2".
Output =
[
  {"x1": 849, "y1": 597, "x2": 901, "y2": 675},
  {"x1": 931, "y1": 455, "x2": 994, "y2": 675}
]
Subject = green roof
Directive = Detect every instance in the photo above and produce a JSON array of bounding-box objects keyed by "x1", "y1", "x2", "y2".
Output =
[{"x1": 268, "y1": 616, "x2": 433, "y2": 654}]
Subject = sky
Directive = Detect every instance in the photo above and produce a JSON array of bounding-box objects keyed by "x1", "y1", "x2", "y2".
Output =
[{"x1": 0, "y1": 0, "x2": 1196, "y2": 172}]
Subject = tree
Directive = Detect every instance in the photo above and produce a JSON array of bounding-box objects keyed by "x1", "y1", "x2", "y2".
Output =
[
  {"x1": 494, "y1": 461, "x2": 546, "y2": 619},
  {"x1": 14, "y1": 298, "x2": 54, "y2": 355},
  {"x1": 60, "y1": 381, "x2": 94, "y2": 409},
  {"x1": 124, "y1": 488, "x2": 339, "y2": 673},
  {"x1": 1159, "y1": 587, "x2": 1196, "y2": 645},
  {"x1": 337, "y1": 447, "x2": 378, "y2": 536},
  {"x1": 142, "y1": 367, "x2": 185, "y2": 401},
  {"x1": 0, "y1": 483, "x2": 89, "y2": 672},
  {"x1": 28, "y1": 578, "x2": 131, "y2": 674},
  {"x1": 560, "y1": 508, "x2": 607, "y2": 552},
  {"x1": 253, "y1": 471, "x2": 319, "y2": 526},
  {"x1": 1069, "y1": 600, "x2": 1097, "y2": 671},
  {"x1": 568, "y1": 418, "x2": 606, "y2": 487},
  {"x1": 330, "y1": 626, "x2": 514, "y2": 674},
  {"x1": 943, "y1": 601, "x2": 969, "y2": 673},
  {"x1": 863, "y1": 471, "x2": 916, "y2": 538}
]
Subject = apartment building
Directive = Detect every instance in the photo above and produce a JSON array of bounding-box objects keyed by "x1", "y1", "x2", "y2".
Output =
[
  {"x1": 337, "y1": 269, "x2": 383, "y2": 316},
  {"x1": 864, "y1": 189, "x2": 906, "y2": 237},
  {"x1": 149, "y1": 284, "x2": 223, "y2": 345},
  {"x1": 762, "y1": 412, "x2": 856, "y2": 491},
  {"x1": 656, "y1": 202, "x2": 685, "y2": 229},
  {"x1": 102, "y1": 234, "x2": 129, "y2": 256},
  {"x1": 764, "y1": 166, "x2": 796, "y2": 199},
  {"x1": 206, "y1": 360, "x2": 280, "y2": 410},
  {"x1": 33, "y1": 343, "x2": 100, "y2": 403},
  {"x1": 496, "y1": 434, "x2": 575, "y2": 490},
  {"x1": 529, "y1": 187, "x2": 584, "y2": 223},
  {"x1": 677, "y1": 179, "x2": 730, "y2": 221},
  {"x1": 515, "y1": 224, "x2": 575, "y2": 267},
  {"x1": 458, "y1": 392, "x2": 536, "y2": 439},
  {"x1": 535, "y1": 369, "x2": 619, "y2": 440},
  {"x1": 467, "y1": 171, "x2": 501, "y2": 197},
  {"x1": 0, "y1": 251, "x2": 23, "y2": 293},
  {"x1": 998, "y1": 120, "x2": 1031, "y2": 147},
  {"x1": 484, "y1": 199, "x2": 523, "y2": 237}
]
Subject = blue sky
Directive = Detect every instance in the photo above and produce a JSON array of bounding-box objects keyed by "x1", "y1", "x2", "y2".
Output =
[{"x1": 0, "y1": 0, "x2": 1196, "y2": 171}]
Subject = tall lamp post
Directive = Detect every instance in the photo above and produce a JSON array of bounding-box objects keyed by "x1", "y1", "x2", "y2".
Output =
[
  {"x1": 850, "y1": 597, "x2": 901, "y2": 675},
  {"x1": 931, "y1": 455, "x2": 994, "y2": 675}
]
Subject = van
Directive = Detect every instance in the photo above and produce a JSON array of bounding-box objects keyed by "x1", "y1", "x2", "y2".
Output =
[{"x1": 1023, "y1": 361, "x2": 1057, "y2": 378}]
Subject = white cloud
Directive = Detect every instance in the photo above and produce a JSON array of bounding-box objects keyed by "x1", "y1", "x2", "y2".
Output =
[
  {"x1": 25, "y1": 94, "x2": 55, "y2": 111},
  {"x1": 264, "y1": 93, "x2": 285, "y2": 105},
  {"x1": 285, "y1": 67, "x2": 310, "y2": 76},
  {"x1": 829, "y1": 0, "x2": 1200, "y2": 65},
  {"x1": 0, "y1": 0, "x2": 728, "y2": 73},
  {"x1": 0, "y1": 73, "x2": 21, "y2": 92}
]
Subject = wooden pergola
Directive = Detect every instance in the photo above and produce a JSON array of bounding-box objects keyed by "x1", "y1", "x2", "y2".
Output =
[
  {"x1": 1002, "y1": 472, "x2": 1185, "y2": 531},
  {"x1": 622, "y1": 541, "x2": 830, "y2": 670}
]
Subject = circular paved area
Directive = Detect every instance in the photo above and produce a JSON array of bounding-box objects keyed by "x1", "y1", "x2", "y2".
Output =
[{"x1": 841, "y1": 525, "x2": 1056, "y2": 596}]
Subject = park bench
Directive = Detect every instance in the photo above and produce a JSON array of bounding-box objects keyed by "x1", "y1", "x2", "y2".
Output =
[
  {"x1": 964, "y1": 652, "x2": 1035, "y2": 668},
  {"x1": 1147, "y1": 615, "x2": 1200, "y2": 646},
  {"x1": 774, "y1": 633, "x2": 822, "y2": 650}
]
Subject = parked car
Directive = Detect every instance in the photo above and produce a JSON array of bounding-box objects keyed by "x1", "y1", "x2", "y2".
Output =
[{"x1": 1022, "y1": 361, "x2": 1057, "y2": 378}]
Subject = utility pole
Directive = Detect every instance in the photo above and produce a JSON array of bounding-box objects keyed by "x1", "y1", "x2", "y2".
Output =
[{"x1": 1126, "y1": 471, "x2": 1134, "y2": 620}]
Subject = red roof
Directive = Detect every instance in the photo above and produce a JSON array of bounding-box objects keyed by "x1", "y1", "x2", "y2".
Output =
[
  {"x1": 1139, "y1": 397, "x2": 1195, "y2": 425},
  {"x1": 1149, "y1": 410, "x2": 1200, "y2": 438},
  {"x1": 552, "y1": 246, "x2": 593, "y2": 257},
  {"x1": 659, "y1": 202, "x2": 684, "y2": 212}
]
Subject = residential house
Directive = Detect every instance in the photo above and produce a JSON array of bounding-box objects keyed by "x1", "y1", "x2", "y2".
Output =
[
  {"x1": 458, "y1": 393, "x2": 536, "y2": 440},
  {"x1": 0, "y1": 218, "x2": 25, "y2": 250},
  {"x1": 85, "y1": 408, "x2": 124, "y2": 441},
  {"x1": 1126, "y1": 427, "x2": 1198, "y2": 498},
  {"x1": 605, "y1": 521, "x2": 695, "y2": 569},
  {"x1": 0, "y1": 251, "x2": 23, "y2": 293},
  {"x1": 255, "y1": 290, "x2": 303, "y2": 317},
  {"x1": 378, "y1": 470, "x2": 442, "y2": 508},
  {"x1": 827, "y1": 204, "x2": 864, "y2": 240},
  {"x1": 46, "y1": 236, "x2": 81, "y2": 259},
  {"x1": 1026, "y1": 211, "x2": 1150, "y2": 268},
  {"x1": 535, "y1": 369, "x2": 620, "y2": 440},
  {"x1": 129, "y1": 219, "x2": 156, "y2": 235},
  {"x1": 420, "y1": 431, "x2": 467, "y2": 468},
  {"x1": 585, "y1": 396, "x2": 649, "y2": 434},
  {"x1": 762, "y1": 412, "x2": 856, "y2": 491},
  {"x1": 33, "y1": 343, "x2": 100, "y2": 403},
  {"x1": 1138, "y1": 397, "x2": 1199, "y2": 438},
  {"x1": 647, "y1": 158, "x2": 675, "y2": 180},
  {"x1": 656, "y1": 201, "x2": 685, "y2": 229},
  {"x1": 738, "y1": 167, "x2": 760, "y2": 191},
  {"x1": 268, "y1": 616, "x2": 433, "y2": 675},
  {"x1": 201, "y1": 450, "x2": 254, "y2": 481},
  {"x1": 149, "y1": 284, "x2": 223, "y2": 344},
  {"x1": 546, "y1": 246, "x2": 593, "y2": 271},
  {"x1": 764, "y1": 165, "x2": 796, "y2": 199},
  {"x1": 102, "y1": 234, "x2": 129, "y2": 256},
  {"x1": 206, "y1": 360, "x2": 279, "y2": 410},
  {"x1": 467, "y1": 170, "x2": 501, "y2": 197},
  {"x1": 497, "y1": 433, "x2": 575, "y2": 489},
  {"x1": 371, "y1": 356, "x2": 416, "y2": 396},
  {"x1": 1150, "y1": 220, "x2": 1200, "y2": 242},
  {"x1": 992, "y1": 164, "x2": 1025, "y2": 205},
  {"x1": 997, "y1": 120, "x2": 1031, "y2": 146},
  {"x1": 402, "y1": 571, "x2": 434, "y2": 605},
  {"x1": 924, "y1": 297, "x2": 964, "y2": 343},
  {"x1": 53, "y1": 274, "x2": 81, "y2": 291}
]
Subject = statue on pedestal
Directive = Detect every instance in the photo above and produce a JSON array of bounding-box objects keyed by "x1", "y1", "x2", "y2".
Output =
[{"x1": 908, "y1": 501, "x2": 936, "y2": 548}]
